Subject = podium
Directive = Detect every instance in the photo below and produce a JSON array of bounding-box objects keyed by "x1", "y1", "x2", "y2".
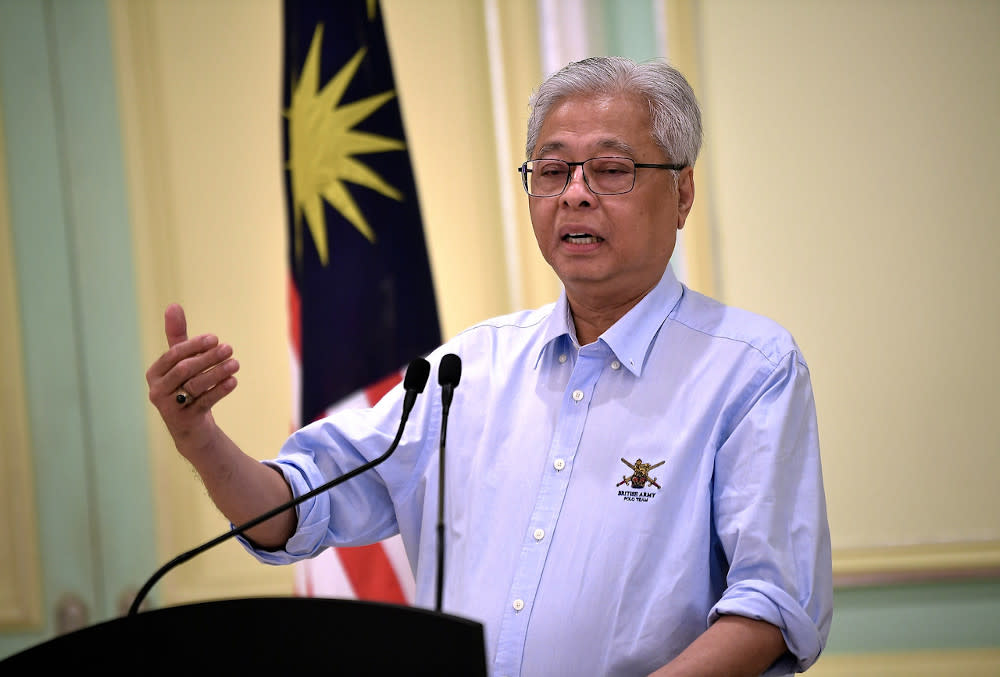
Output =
[{"x1": 0, "y1": 597, "x2": 488, "y2": 673}]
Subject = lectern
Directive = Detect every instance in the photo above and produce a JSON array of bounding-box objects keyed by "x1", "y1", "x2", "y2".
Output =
[{"x1": 0, "y1": 597, "x2": 488, "y2": 674}]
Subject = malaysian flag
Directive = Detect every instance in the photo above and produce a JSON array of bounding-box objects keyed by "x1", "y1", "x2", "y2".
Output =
[{"x1": 282, "y1": 0, "x2": 441, "y2": 604}]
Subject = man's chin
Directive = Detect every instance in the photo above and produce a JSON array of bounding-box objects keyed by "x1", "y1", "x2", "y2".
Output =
[{"x1": 551, "y1": 263, "x2": 610, "y2": 286}]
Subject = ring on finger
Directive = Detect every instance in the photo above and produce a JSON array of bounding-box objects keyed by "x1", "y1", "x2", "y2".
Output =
[{"x1": 174, "y1": 388, "x2": 195, "y2": 407}]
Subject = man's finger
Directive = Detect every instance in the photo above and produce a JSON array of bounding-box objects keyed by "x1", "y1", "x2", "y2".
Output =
[
  {"x1": 164, "y1": 303, "x2": 188, "y2": 348},
  {"x1": 189, "y1": 375, "x2": 238, "y2": 412}
]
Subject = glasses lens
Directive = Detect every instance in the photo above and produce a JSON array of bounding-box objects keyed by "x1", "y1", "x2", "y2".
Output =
[
  {"x1": 584, "y1": 157, "x2": 635, "y2": 195},
  {"x1": 521, "y1": 157, "x2": 638, "y2": 196},
  {"x1": 525, "y1": 159, "x2": 570, "y2": 197}
]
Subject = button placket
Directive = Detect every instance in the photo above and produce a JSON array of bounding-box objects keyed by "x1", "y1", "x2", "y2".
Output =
[{"x1": 493, "y1": 345, "x2": 605, "y2": 676}]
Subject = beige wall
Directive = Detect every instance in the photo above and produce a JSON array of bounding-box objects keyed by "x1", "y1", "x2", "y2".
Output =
[
  {"x1": 112, "y1": 0, "x2": 295, "y2": 599},
  {"x1": 693, "y1": 0, "x2": 1000, "y2": 574}
]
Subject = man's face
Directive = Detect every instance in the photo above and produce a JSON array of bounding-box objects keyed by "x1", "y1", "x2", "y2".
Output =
[{"x1": 528, "y1": 93, "x2": 694, "y2": 308}]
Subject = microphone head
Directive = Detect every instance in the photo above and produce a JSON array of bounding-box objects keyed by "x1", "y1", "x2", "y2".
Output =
[
  {"x1": 404, "y1": 358, "x2": 431, "y2": 393},
  {"x1": 438, "y1": 353, "x2": 462, "y2": 388}
]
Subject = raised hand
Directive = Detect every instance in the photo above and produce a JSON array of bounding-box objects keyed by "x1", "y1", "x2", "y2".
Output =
[
  {"x1": 145, "y1": 303, "x2": 240, "y2": 452},
  {"x1": 144, "y1": 304, "x2": 294, "y2": 544}
]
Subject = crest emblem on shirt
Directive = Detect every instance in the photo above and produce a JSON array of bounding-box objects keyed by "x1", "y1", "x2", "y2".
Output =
[{"x1": 616, "y1": 457, "x2": 664, "y2": 502}]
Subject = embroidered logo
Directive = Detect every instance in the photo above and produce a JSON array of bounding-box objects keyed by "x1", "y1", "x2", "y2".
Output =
[{"x1": 616, "y1": 457, "x2": 664, "y2": 502}]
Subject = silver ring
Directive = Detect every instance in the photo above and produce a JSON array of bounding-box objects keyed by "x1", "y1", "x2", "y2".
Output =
[{"x1": 175, "y1": 388, "x2": 194, "y2": 407}]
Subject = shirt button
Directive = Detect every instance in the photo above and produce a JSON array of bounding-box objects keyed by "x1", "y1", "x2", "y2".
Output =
[
  {"x1": 513, "y1": 598, "x2": 524, "y2": 611},
  {"x1": 558, "y1": 353, "x2": 568, "y2": 364},
  {"x1": 572, "y1": 389, "x2": 584, "y2": 402},
  {"x1": 611, "y1": 359, "x2": 621, "y2": 370},
  {"x1": 533, "y1": 528, "x2": 545, "y2": 541},
  {"x1": 553, "y1": 458, "x2": 566, "y2": 471}
]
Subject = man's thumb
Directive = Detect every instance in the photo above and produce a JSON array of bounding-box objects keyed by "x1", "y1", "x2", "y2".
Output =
[{"x1": 164, "y1": 303, "x2": 188, "y2": 347}]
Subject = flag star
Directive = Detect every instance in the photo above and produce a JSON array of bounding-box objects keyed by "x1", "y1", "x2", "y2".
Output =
[{"x1": 286, "y1": 25, "x2": 406, "y2": 265}]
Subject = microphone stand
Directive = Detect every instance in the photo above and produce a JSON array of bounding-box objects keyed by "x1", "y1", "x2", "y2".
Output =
[
  {"x1": 435, "y1": 404, "x2": 449, "y2": 613},
  {"x1": 435, "y1": 354, "x2": 461, "y2": 613},
  {"x1": 129, "y1": 358, "x2": 430, "y2": 617}
]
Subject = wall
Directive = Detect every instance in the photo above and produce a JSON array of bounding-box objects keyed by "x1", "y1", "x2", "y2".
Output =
[
  {"x1": 696, "y1": 0, "x2": 1000, "y2": 562},
  {"x1": 690, "y1": 0, "x2": 1000, "y2": 665}
]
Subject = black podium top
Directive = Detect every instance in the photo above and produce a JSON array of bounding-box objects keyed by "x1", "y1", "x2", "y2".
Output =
[{"x1": 1, "y1": 597, "x2": 488, "y2": 674}]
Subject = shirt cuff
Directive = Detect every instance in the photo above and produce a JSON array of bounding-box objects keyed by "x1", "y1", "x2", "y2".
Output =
[
  {"x1": 709, "y1": 579, "x2": 826, "y2": 673},
  {"x1": 234, "y1": 459, "x2": 332, "y2": 565}
]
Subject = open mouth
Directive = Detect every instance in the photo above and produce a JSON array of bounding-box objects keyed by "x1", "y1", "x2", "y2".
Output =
[{"x1": 562, "y1": 233, "x2": 603, "y2": 244}]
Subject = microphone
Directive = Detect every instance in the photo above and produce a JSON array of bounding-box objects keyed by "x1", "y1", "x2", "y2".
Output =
[
  {"x1": 435, "y1": 353, "x2": 462, "y2": 613},
  {"x1": 128, "y1": 357, "x2": 432, "y2": 617}
]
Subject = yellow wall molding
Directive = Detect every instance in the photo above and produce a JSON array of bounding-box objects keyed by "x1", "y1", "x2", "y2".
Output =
[
  {"x1": 809, "y1": 649, "x2": 1000, "y2": 676},
  {"x1": 834, "y1": 541, "x2": 1000, "y2": 585},
  {"x1": 0, "y1": 92, "x2": 43, "y2": 630}
]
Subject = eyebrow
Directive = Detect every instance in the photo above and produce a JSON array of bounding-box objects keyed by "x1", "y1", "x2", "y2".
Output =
[{"x1": 534, "y1": 138, "x2": 637, "y2": 158}]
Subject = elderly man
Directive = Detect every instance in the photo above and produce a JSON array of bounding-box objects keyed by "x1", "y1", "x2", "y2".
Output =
[{"x1": 147, "y1": 56, "x2": 832, "y2": 676}]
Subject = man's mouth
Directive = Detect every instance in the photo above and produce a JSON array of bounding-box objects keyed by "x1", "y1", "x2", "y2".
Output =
[{"x1": 562, "y1": 233, "x2": 603, "y2": 244}]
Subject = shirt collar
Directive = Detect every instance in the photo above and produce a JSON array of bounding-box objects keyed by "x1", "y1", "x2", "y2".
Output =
[
  {"x1": 534, "y1": 292, "x2": 576, "y2": 369},
  {"x1": 534, "y1": 265, "x2": 684, "y2": 377},
  {"x1": 601, "y1": 266, "x2": 683, "y2": 376}
]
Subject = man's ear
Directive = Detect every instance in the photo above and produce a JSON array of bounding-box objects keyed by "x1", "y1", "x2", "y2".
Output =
[{"x1": 676, "y1": 166, "x2": 695, "y2": 230}]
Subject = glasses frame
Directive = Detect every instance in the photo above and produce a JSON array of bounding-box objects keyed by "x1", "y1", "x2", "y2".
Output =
[{"x1": 517, "y1": 156, "x2": 687, "y2": 197}]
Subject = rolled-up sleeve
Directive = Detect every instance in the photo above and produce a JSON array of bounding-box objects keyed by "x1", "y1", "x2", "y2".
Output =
[
  {"x1": 234, "y1": 400, "x2": 410, "y2": 565},
  {"x1": 710, "y1": 351, "x2": 833, "y2": 673},
  {"x1": 235, "y1": 456, "x2": 334, "y2": 565}
]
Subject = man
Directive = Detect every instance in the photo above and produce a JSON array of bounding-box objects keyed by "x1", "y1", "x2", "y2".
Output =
[{"x1": 147, "y1": 56, "x2": 832, "y2": 676}]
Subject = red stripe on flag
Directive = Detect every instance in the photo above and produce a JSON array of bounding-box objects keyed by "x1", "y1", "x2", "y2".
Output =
[
  {"x1": 336, "y1": 544, "x2": 408, "y2": 604},
  {"x1": 288, "y1": 274, "x2": 301, "y2": 361},
  {"x1": 364, "y1": 370, "x2": 403, "y2": 406}
]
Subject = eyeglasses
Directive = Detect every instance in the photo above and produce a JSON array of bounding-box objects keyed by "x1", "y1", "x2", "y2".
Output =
[{"x1": 518, "y1": 156, "x2": 686, "y2": 197}]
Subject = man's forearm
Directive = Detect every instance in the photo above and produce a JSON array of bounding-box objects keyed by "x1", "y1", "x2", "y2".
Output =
[
  {"x1": 187, "y1": 425, "x2": 297, "y2": 549},
  {"x1": 649, "y1": 615, "x2": 788, "y2": 677}
]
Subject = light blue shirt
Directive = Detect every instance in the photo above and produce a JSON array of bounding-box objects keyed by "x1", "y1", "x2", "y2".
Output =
[{"x1": 245, "y1": 267, "x2": 833, "y2": 676}]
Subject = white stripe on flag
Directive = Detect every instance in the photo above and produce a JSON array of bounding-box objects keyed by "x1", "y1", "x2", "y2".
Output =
[
  {"x1": 294, "y1": 545, "x2": 351, "y2": 597},
  {"x1": 382, "y1": 534, "x2": 416, "y2": 602}
]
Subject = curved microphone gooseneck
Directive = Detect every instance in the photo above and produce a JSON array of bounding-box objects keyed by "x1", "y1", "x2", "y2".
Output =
[
  {"x1": 435, "y1": 353, "x2": 462, "y2": 613},
  {"x1": 128, "y1": 357, "x2": 432, "y2": 617}
]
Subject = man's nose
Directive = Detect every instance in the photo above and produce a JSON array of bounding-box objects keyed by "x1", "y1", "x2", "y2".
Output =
[{"x1": 563, "y1": 164, "x2": 595, "y2": 199}]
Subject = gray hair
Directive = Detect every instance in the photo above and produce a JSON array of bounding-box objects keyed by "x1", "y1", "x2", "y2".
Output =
[{"x1": 525, "y1": 56, "x2": 702, "y2": 167}]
